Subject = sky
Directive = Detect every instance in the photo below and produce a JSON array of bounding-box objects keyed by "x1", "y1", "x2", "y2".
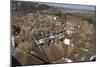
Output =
[
  {"x1": 13, "y1": 0, "x2": 96, "y2": 11},
  {"x1": 45, "y1": 3, "x2": 96, "y2": 11}
]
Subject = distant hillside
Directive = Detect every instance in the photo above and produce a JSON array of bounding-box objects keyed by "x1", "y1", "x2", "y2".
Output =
[{"x1": 12, "y1": 1, "x2": 51, "y2": 12}]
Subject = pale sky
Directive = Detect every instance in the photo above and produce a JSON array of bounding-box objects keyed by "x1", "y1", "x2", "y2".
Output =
[{"x1": 46, "y1": 3, "x2": 96, "y2": 11}]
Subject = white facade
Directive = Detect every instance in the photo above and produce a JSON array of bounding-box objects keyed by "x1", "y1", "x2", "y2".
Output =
[{"x1": 63, "y1": 38, "x2": 70, "y2": 45}]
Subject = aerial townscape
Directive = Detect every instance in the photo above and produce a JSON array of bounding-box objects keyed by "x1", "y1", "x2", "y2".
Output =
[{"x1": 11, "y1": 0, "x2": 96, "y2": 66}]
